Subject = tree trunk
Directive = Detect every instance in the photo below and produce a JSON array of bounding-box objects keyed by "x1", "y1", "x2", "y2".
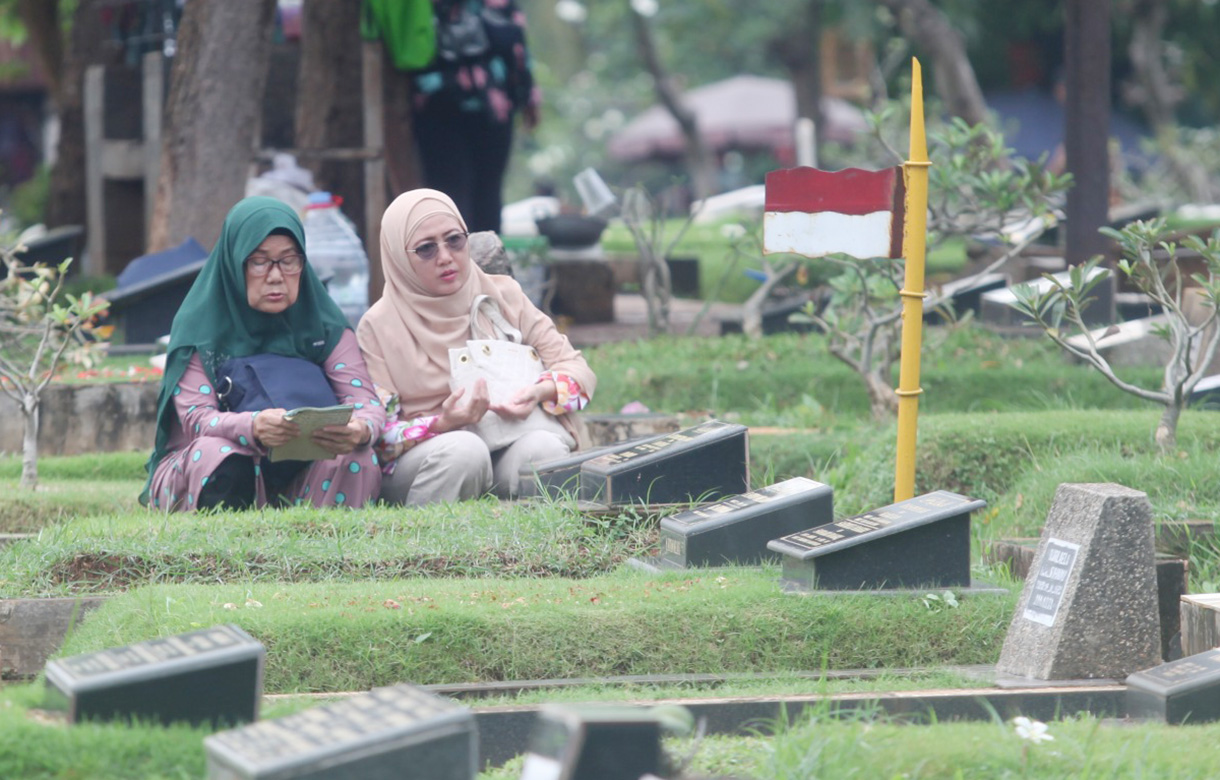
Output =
[
  {"x1": 297, "y1": 0, "x2": 366, "y2": 241},
  {"x1": 148, "y1": 0, "x2": 278, "y2": 253},
  {"x1": 1154, "y1": 401, "x2": 1180, "y2": 451},
  {"x1": 20, "y1": 393, "x2": 38, "y2": 490},
  {"x1": 383, "y1": 66, "x2": 422, "y2": 197},
  {"x1": 23, "y1": 0, "x2": 114, "y2": 230},
  {"x1": 865, "y1": 369, "x2": 899, "y2": 421},
  {"x1": 16, "y1": 0, "x2": 63, "y2": 96},
  {"x1": 772, "y1": 0, "x2": 824, "y2": 163},
  {"x1": 876, "y1": 0, "x2": 989, "y2": 127},
  {"x1": 630, "y1": 9, "x2": 716, "y2": 202},
  {"x1": 1064, "y1": 0, "x2": 1111, "y2": 267}
]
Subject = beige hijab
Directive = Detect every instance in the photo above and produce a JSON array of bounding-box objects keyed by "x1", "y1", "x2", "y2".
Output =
[{"x1": 357, "y1": 189, "x2": 596, "y2": 421}]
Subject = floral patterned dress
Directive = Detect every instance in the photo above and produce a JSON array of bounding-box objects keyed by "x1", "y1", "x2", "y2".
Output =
[{"x1": 149, "y1": 332, "x2": 385, "y2": 511}]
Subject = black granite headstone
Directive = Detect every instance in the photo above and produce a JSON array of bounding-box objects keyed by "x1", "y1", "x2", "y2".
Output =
[
  {"x1": 768, "y1": 491, "x2": 985, "y2": 591},
  {"x1": 204, "y1": 683, "x2": 477, "y2": 780},
  {"x1": 44, "y1": 623, "x2": 264, "y2": 727},
  {"x1": 518, "y1": 434, "x2": 669, "y2": 500},
  {"x1": 645, "y1": 477, "x2": 833, "y2": 570},
  {"x1": 578, "y1": 420, "x2": 749, "y2": 505},
  {"x1": 519, "y1": 704, "x2": 663, "y2": 780},
  {"x1": 1126, "y1": 649, "x2": 1220, "y2": 724}
]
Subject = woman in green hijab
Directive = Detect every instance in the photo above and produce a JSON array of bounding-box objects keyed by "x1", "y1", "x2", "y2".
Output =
[{"x1": 141, "y1": 197, "x2": 384, "y2": 511}]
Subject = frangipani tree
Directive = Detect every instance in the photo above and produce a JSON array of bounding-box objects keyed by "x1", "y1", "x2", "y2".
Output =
[
  {"x1": 0, "y1": 241, "x2": 109, "y2": 488},
  {"x1": 1011, "y1": 218, "x2": 1220, "y2": 450}
]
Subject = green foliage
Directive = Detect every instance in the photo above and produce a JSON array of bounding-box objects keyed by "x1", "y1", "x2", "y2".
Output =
[
  {"x1": 9, "y1": 165, "x2": 49, "y2": 228},
  {"x1": 1010, "y1": 218, "x2": 1220, "y2": 448}
]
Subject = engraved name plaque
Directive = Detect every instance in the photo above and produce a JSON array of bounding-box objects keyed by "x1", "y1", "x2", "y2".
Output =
[
  {"x1": 1022, "y1": 538, "x2": 1080, "y2": 627},
  {"x1": 768, "y1": 490, "x2": 985, "y2": 590},
  {"x1": 1126, "y1": 649, "x2": 1220, "y2": 724},
  {"x1": 44, "y1": 623, "x2": 264, "y2": 727},
  {"x1": 205, "y1": 683, "x2": 477, "y2": 780},
  {"x1": 578, "y1": 420, "x2": 749, "y2": 505},
  {"x1": 654, "y1": 477, "x2": 833, "y2": 569}
]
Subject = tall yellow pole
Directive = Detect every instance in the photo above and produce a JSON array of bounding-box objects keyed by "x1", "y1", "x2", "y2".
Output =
[{"x1": 894, "y1": 58, "x2": 931, "y2": 502}]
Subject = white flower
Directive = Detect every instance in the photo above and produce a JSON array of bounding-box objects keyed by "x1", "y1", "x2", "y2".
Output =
[
  {"x1": 1012, "y1": 716, "x2": 1054, "y2": 743},
  {"x1": 631, "y1": 0, "x2": 658, "y2": 17},
  {"x1": 720, "y1": 223, "x2": 747, "y2": 240},
  {"x1": 554, "y1": 0, "x2": 587, "y2": 24}
]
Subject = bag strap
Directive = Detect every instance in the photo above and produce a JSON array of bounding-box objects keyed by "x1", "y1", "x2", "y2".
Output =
[{"x1": 470, "y1": 294, "x2": 522, "y2": 343}]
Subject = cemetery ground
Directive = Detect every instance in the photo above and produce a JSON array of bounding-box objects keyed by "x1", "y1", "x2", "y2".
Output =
[{"x1": 2, "y1": 324, "x2": 1220, "y2": 777}]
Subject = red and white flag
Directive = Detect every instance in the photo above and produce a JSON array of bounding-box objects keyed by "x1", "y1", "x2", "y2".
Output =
[{"x1": 763, "y1": 167, "x2": 906, "y2": 259}]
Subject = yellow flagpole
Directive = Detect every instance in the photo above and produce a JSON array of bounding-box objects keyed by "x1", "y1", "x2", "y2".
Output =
[{"x1": 894, "y1": 57, "x2": 930, "y2": 503}]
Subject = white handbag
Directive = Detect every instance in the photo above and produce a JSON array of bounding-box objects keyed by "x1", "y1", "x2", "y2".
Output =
[{"x1": 449, "y1": 295, "x2": 572, "y2": 452}]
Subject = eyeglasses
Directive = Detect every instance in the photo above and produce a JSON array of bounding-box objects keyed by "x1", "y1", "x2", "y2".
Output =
[
  {"x1": 246, "y1": 254, "x2": 305, "y2": 276},
  {"x1": 407, "y1": 232, "x2": 469, "y2": 261}
]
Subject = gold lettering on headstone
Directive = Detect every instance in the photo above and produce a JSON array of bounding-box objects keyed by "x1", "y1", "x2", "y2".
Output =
[
  {"x1": 663, "y1": 537, "x2": 683, "y2": 557},
  {"x1": 1157, "y1": 662, "x2": 1207, "y2": 680}
]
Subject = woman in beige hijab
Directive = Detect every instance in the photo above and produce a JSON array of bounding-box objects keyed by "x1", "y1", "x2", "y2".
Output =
[{"x1": 357, "y1": 189, "x2": 595, "y2": 504}]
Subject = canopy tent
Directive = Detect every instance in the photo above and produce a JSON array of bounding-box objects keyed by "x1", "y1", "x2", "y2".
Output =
[{"x1": 607, "y1": 75, "x2": 869, "y2": 162}]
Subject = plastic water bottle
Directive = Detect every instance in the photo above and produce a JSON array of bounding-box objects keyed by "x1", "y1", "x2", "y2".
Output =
[{"x1": 302, "y1": 192, "x2": 370, "y2": 327}]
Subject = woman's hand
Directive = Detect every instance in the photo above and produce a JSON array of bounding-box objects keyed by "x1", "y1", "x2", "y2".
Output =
[
  {"x1": 434, "y1": 380, "x2": 490, "y2": 433},
  {"x1": 311, "y1": 419, "x2": 371, "y2": 456},
  {"x1": 252, "y1": 409, "x2": 300, "y2": 448},
  {"x1": 489, "y1": 380, "x2": 556, "y2": 421}
]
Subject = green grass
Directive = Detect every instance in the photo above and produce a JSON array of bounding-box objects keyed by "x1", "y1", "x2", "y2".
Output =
[
  {"x1": 655, "y1": 715, "x2": 1220, "y2": 780},
  {"x1": 584, "y1": 327, "x2": 1165, "y2": 424},
  {"x1": 439, "y1": 668, "x2": 990, "y2": 708},
  {"x1": 0, "y1": 499, "x2": 654, "y2": 596},
  {"x1": 56, "y1": 573, "x2": 1016, "y2": 693},
  {"x1": 0, "y1": 480, "x2": 143, "y2": 533},
  {"x1": 599, "y1": 218, "x2": 970, "y2": 303}
]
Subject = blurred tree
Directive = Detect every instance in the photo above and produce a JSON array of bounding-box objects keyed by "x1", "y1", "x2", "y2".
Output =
[
  {"x1": 296, "y1": 0, "x2": 365, "y2": 232},
  {"x1": 148, "y1": 0, "x2": 277, "y2": 252},
  {"x1": 5, "y1": 0, "x2": 115, "y2": 230}
]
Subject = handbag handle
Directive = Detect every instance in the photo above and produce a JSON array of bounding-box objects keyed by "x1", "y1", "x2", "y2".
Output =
[{"x1": 470, "y1": 295, "x2": 522, "y2": 343}]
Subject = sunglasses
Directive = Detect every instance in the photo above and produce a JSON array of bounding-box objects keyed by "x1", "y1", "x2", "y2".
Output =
[{"x1": 407, "y1": 232, "x2": 469, "y2": 262}]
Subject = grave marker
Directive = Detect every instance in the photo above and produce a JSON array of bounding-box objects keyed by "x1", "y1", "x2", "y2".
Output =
[
  {"x1": 996, "y1": 483, "x2": 1161, "y2": 681},
  {"x1": 578, "y1": 420, "x2": 748, "y2": 505},
  {"x1": 1126, "y1": 649, "x2": 1220, "y2": 724},
  {"x1": 768, "y1": 490, "x2": 984, "y2": 591},
  {"x1": 519, "y1": 704, "x2": 663, "y2": 780},
  {"x1": 634, "y1": 477, "x2": 833, "y2": 570},
  {"x1": 518, "y1": 434, "x2": 668, "y2": 500},
  {"x1": 44, "y1": 623, "x2": 263, "y2": 727},
  {"x1": 205, "y1": 683, "x2": 477, "y2": 780}
]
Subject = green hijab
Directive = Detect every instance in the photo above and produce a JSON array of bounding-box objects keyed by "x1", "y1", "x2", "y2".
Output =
[{"x1": 139, "y1": 196, "x2": 350, "y2": 505}]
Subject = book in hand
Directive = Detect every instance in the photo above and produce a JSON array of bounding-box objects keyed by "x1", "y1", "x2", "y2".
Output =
[{"x1": 270, "y1": 404, "x2": 354, "y2": 462}]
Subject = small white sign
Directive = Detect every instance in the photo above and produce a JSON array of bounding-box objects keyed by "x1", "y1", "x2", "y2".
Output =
[{"x1": 1023, "y1": 537, "x2": 1081, "y2": 627}]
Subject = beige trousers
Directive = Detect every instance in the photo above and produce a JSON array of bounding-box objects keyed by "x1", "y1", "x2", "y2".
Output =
[{"x1": 381, "y1": 429, "x2": 572, "y2": 505}]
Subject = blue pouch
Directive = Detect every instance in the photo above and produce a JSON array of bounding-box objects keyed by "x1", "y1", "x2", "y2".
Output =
[{"x1": 217, "y1": 354, "x2": 338, "y2": 413}]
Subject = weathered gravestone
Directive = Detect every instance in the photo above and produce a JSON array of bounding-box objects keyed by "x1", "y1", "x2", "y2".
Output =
[
  {"x1": 204, "y1": 683, "x2": 477, "y2": 780},
  {"x1": 768, "y1": 491, "x2": 984, "y2": 591},
  {"x1": 1126, "y1": 648, "x2": 1220, "y2": 724},
  {"x1": 996, "y1": 483, "x2": 1161, "y2": 681},
  {"x1": 519, "y1": 704, "x2": 664, "y2": 780},
  {"x1": 579, "y1": 420, "x2": 749, "y2": 505},
  {"x1": 44, "y1": 623, "x2": 264, "y2": 727},
  {"x1": 631, "y1": 477, "x2": 834, "y2": 571}
]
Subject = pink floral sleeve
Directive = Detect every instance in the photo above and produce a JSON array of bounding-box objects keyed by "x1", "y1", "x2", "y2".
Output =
[
  {"x1": 372, "y1": 388, "x2": 438, "y2": 474},
  {"x1": 539, "y1": 371, "x2": 588, "y2": 415}
]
